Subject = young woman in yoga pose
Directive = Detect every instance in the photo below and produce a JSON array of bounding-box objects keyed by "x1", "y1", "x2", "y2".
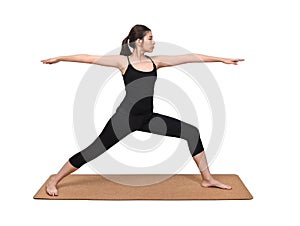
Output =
[{"x1": 41, "y1": 24, "x2": 244, "y2": 196}]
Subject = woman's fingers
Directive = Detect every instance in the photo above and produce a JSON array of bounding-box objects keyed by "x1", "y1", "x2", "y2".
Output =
[
  {"x1": 235, "y1": 58, "x2": 244, "y2": 63},
  {"x1": 41, "y1": 59, "x2": 49, "y2": 64},
  {"x1": 41, "y1": 58, "x2": 57, "y2": 64},
  {"x1": 230, "y1": 58, "x2": 245, "y2": 64}
]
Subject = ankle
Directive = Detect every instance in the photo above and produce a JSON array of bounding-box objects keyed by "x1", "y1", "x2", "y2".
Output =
[
  {"x1": 48, "y1": 174, "x2": 59, "y2": 184},
  {"x1": 200, "y1": 168, "x2": 213, "y2": 181}
]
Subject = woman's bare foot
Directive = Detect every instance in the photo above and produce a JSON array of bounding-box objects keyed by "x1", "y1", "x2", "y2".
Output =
[
  {"x1": 46, "y1": 175, "x2": 58, "y2": 196},
  {"x1": 201, "y1": 178, "x2": 232, "y2": 190},
  {"x1": 192, "y1": 152, "x2": 232, "y2": 190},
  {"x1": 44, "y1": 160, "x2": 78, "y2": 196}
]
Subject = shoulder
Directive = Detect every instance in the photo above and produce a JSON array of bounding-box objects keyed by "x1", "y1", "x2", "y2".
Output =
[
  {"x1": 113, "y1": 55, "x2": 129, "y2": 69},
  {"x1": 119, "y1": 55, "x2": 129, "y2": 65},
  {"x1": 147, "y1": 54, "x2": 194, "y2": 68},
  {"x1": 147, "y1": 55, "x2": 161, "y2": 69}
]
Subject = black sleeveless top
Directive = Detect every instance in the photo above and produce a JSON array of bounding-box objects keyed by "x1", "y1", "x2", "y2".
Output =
[{"x1": 116, "y1": 55, "x2": 157, "y2": 115}]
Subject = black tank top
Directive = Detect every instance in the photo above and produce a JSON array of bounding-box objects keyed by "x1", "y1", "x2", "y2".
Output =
[{"x1": 116, "y1": 55, "x2": 157, "y2": 115}]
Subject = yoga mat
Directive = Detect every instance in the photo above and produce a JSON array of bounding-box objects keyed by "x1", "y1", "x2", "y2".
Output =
[{"x1": 33, "y1": 174, "x2": 253, "y2": 200}]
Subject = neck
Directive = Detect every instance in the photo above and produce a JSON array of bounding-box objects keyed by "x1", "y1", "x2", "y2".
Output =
[{"x1": 130, "y1": 48, "x2": 147, "y2": 62}]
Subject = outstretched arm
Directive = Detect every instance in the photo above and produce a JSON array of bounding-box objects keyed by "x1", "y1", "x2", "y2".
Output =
[
  {"x1": 41, "y1": 54, "x2": 124, "y2": 68},
  {"x1": 153, "y1": 53, "x2": 244, "y2": 69}
]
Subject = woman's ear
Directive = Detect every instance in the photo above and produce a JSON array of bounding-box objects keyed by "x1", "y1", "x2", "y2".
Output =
[{"x1": 136, "y1": 38, "x2": 143, "y2": 46}]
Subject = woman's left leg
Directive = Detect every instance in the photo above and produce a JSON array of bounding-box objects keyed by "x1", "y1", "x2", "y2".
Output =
[{"x1": 138, "y1": 112, "x2": 231, "y2": 189}]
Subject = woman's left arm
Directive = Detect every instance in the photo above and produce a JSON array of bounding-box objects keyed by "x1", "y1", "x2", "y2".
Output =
[
  {"x1": 153, "y1": 54, "x2": 244, "y2": 69},
  {"x1": 194, "y1": 53, "x2": 244, "y2": 65}
]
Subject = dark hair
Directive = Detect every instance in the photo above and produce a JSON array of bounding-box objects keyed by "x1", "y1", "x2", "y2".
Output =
[{"x1": 120, "y1": 24, "x2": 151, "y2": 56}]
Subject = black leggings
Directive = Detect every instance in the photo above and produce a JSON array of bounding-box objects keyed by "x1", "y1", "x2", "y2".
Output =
[{"x1": 69, "y1": 110, "x2": 204, "y2": 168}]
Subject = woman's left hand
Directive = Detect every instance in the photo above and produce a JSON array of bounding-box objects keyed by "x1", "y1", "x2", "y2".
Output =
[{"x1": 222, "y1": 58, "x2": 245, "y2": 65}]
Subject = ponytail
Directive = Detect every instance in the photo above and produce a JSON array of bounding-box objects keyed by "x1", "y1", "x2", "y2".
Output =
[{"x1": 120, "y1": 35, "x2": 132, "y2": 56}]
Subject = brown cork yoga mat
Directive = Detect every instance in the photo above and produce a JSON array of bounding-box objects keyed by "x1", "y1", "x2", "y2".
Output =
[{"x1": 33, "y1": 174, "x2": 253, "y2": 200}]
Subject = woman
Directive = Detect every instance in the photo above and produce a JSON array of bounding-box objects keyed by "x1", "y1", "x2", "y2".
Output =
[{"x1": 41, "y1": 24, "x2": 244, "y2": 196}]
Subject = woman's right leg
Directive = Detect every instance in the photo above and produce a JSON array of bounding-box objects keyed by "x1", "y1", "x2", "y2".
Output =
[
  {"x1": 138, "y1": 112, "x2": 231, "y2": 189},
  {"x1": 46, "y1": 110, "x2": 139, "y2": 196}
]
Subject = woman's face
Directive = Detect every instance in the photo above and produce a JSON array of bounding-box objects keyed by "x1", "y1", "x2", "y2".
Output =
[{"x1": 140, "y1": 31, "x2": 155, "y2": 52}]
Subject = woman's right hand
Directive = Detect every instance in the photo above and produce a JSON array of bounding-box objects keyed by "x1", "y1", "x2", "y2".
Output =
[{"x1": 41, "y1": 57, "x2": 60, "y2": 64}]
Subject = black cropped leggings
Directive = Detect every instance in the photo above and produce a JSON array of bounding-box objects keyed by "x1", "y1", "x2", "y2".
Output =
[{"x1": 69, "y1": 110, "x2": 204, "y2": 168}]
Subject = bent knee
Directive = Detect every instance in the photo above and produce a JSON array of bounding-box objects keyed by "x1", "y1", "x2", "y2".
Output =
[{"x1": 181, "y1": 124, "x2": 200, "y2": 139}]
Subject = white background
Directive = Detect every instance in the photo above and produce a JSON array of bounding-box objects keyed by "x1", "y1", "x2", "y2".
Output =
[{"x1": 1, "y1": 0, "x2": 299, "y2": 225}]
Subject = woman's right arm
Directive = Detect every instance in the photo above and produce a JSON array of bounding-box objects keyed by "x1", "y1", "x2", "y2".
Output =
[{"x1": 41, "y1": 54, "x2": 124, "y2": 68}]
